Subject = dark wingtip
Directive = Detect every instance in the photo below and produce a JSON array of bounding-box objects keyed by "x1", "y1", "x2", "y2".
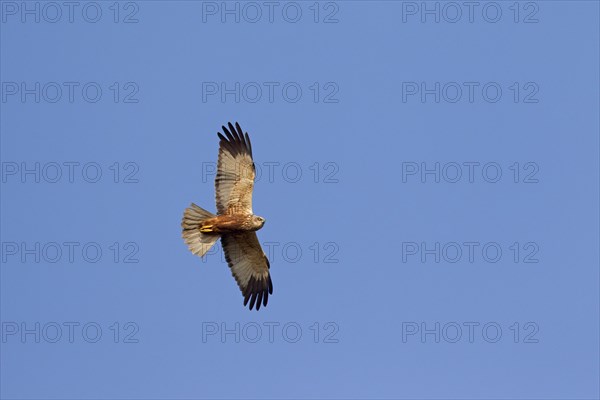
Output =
[
  {"x1": 244, "y1": 132, "x2": 253, "y2": 156},
  {"x1": 221, "y1": 125, "x2": 235, "y2": 142},
  {"x1": 249, "y1": 293, "x2": 257, "y2": 310},
  {"x1": 242, "y1": 275, "x2": 272, "y2": 310},
  {"x1": 217, "y1": 122, "x2": 253, "y2": 158},
  {"x1": 228, "y1": 122, "x2": 239, "y2": 141},
  {"x1": 256, "y1": 292, "x2": 263, "y2": 310}
]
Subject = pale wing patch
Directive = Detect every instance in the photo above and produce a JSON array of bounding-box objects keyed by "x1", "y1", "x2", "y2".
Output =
[
  {"x1": 215, "y1": 122, "x2": 255, "y2": 215},
  {"x1": 221, "y1": 232, "x2": 272, "y2": 311}
]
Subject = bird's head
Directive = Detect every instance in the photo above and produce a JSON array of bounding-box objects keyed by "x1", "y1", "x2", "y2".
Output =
[{"x1": 252, "y1": 215, "x2": 266, "y2": 229}]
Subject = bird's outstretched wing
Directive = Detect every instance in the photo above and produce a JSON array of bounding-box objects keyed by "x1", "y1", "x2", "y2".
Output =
[
  {"x1": 221, "y1": 232, "x2": 272, "y2": 310},
  {"x1": 216, "y1": 122, "x2": 255, "y2": 215}
]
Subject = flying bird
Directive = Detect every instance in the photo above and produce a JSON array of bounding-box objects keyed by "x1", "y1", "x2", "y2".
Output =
[{"x1": 182, "y1": 122, "x2": 272, "y2": 310}]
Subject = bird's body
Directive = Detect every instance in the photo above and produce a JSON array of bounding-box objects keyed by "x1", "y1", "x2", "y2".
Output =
[
  {"x1": 181, "y1": 122, "x2": 273, "y2": 310},
  {"x1": 199, "y1": 214, "x2": 265, "y2": 234}
]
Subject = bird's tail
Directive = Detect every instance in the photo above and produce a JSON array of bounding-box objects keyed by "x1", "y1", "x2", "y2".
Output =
[{"x1": 182, "y1": 203, "x2": 220, "y2": 257}]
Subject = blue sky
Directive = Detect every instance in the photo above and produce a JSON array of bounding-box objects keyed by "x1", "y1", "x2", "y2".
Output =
[{"x1": 1, "y1": 1, "x2": 599, "y2": 399}]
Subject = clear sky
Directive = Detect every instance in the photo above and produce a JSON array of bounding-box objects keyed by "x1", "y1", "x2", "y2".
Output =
[{"x1": 1, "y1": 1, "x2": 599, "y2": 399}]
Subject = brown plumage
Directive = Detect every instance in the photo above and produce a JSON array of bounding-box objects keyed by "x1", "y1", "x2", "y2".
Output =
[{"x1": 181, "y1": 122, "x2": 272, "y2": 310}]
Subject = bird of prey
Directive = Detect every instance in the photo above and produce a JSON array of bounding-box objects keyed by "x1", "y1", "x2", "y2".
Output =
[{"x1": 182, "y1": 122, "x2": 273, "y2": 310}]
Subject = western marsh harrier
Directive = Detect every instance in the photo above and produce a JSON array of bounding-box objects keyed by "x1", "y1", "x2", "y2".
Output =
[{"x1": 182, "y1": 122, "x2": 272, "y2": 310}]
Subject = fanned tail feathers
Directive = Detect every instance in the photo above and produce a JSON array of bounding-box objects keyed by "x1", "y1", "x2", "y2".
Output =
[{"x1": 182, "y1": 203, "x2": 219, "y2": 257}]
